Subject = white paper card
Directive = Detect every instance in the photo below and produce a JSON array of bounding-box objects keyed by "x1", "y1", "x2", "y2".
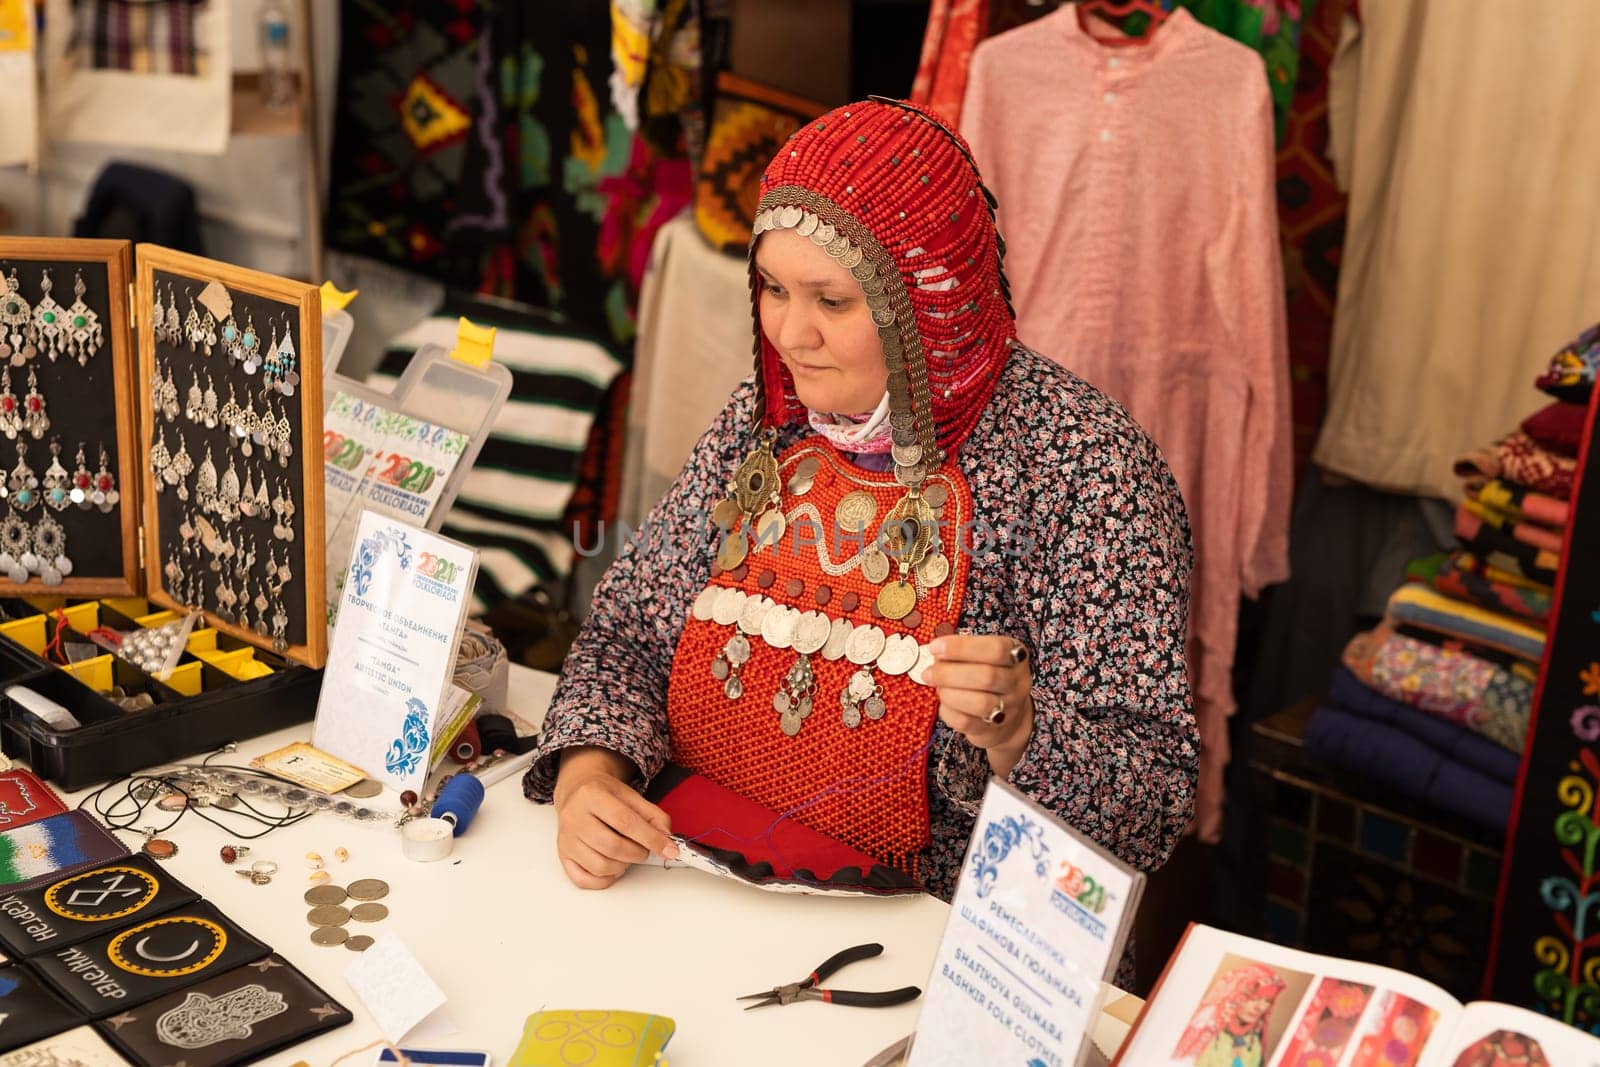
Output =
[
  {"x1": 345, "y1": 934, "x2": 452, "y2": 1043},
  {"x1": 909, "y1": 779, "x2": 1143, "y2": 1067},
  {"x1": 313, "y1": 512, "x2": 477, "y2": 794}
]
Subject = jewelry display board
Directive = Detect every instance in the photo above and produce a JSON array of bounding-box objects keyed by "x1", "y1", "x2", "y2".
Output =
[
  {"x1": 136, "y1": 245, "x2": 327, "y2": 668},
  {"x1": 0, "y1": 239, "x2": 139, "y2": 596}
]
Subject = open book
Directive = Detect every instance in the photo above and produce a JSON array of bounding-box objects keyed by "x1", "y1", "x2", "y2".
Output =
[{"x1": 1113, "y1": 924, "x2": 1600, "y2": 1066}]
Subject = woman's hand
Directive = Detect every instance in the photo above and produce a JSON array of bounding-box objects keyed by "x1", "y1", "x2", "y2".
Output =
[
  {"x1": 926, "y1": 634, "x2": 1035, "y2": 777},
  {"x1": 553, "y1": 747, "x2": 679, "y2": 889}
]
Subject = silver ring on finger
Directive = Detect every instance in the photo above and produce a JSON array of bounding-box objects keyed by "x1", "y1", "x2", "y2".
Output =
[{"x1": 984, "y1": 696, "x2": 1006, "y2": 726}]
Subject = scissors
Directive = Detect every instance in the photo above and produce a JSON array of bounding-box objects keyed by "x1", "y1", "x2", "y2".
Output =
[{"x1": 738, "y1": 942, "x2": 923, "y2": 1010}]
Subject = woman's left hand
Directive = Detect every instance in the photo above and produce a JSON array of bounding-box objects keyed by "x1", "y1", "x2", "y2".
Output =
[{"x1": 926, "y1": 634, "x2": 1035, "y2": 776}]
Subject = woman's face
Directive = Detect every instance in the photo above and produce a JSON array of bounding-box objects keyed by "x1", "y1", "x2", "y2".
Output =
[
  {"x1": 756, "y1": 228, "x2": 889, "y2": 414},
  {"x1": 1235, "y1": 994, "x2": 1273, "y2": 1029}
]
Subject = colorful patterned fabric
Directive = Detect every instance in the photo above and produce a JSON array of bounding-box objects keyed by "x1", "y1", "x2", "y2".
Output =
[
  {"x1": 0, "y1": 812, "x2": 127, "y2": 889},
  {"x1": 1453, "y1": 508, "x2": 1560, "y2": 588},
  {"x1": 1434, "y1": 552, "x2": 1552, "y2": 626},
  {"x1": 525, "y1": 348, "x2": 1198, "y2": 943},
  {"x1": 1329, "y1": 665, "x2": 1521, "y2": 786},
  {"x1": 1352, "y1": 993, "x2": 1439, "y2": 1066},
  {"x1": 1455, "y1": 432, "x2": 1579, "y2": 502},
  {"x1": 692, "y1": 73, "x2": 825, "y2": 255},
  {"x1": 1534, "y1": 318, "x2": 1599, "y2": 403},
  {"x1": 1521, "y1": 400, "x2": 1589, "y2": 457},
  {"x1": 328, "y1": 1, "x2": 692, "y2": 344},
  {"x1": 1467, "y1": 477, "x2": 1570, "y2": 530},
  {"x1": 1385, "y1": 584, "x2": 1546, "y2": 666},
  {"x1": 910, "y1": 0, "x2": 990, "y2": 126},
  {"x1": 72, "y1": 0, "x2": 208, "y2": 75},
  {"x1": 1343, "y1": 627, "x2": 1531, "y2": 753},
  {"x1": 1461, "y1": 499, "x2": 1564, "y2": 555},
  {"x1": 1277, "y1": 0, "x2": 1350, "y2": 478}
]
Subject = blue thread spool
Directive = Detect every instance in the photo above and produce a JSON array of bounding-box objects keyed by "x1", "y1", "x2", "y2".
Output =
[{"x1": 430, "y1": 774, "x2": 485, "y2": 837}]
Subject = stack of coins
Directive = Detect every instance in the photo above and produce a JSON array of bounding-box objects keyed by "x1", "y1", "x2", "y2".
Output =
[{"x1": 304, "y1": 878, "x2": 390, "y2": 951}]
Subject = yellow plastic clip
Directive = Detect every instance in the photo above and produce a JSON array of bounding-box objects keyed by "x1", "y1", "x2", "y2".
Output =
[
  {"x1": 319, "y1": 281, "x2": 359, "y2": 312},
  {"x1": 450, "y1": 317, "x2": 496, "y2": 368}
]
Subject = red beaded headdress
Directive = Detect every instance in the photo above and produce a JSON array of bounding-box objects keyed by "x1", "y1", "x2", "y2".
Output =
[{"x1": 748, "y1": 97, "x2": 1016, "y2": 486}]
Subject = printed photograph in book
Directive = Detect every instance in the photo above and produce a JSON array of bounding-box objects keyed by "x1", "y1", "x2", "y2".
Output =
[
  {"x1": 1169, "y1": 954, "x2": 1314, "y2": 1067},
  {"x1": 1274, "y1": 977, "x2": 1375, "y2": 1067},
  {"x1": 1349, "y1": 992, "x2": 1439, "y2": 1067},
  {"x1": 1448, "y1": 1030, "x2": 1549, "y2": 1067}
]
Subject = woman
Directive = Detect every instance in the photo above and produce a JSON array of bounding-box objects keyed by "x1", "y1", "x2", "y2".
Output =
[
  {"x1": 524, "y1": 98, "x2": 1197, "y2": 944},
  {"x1": 1173, "y1": 962, "x2": 1287, "y2": 1067}
]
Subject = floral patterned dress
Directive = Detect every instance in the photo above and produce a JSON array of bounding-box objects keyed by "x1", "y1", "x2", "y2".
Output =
[{"x1": 524, "y1": 346, "x2": 1199, "y2": 978}]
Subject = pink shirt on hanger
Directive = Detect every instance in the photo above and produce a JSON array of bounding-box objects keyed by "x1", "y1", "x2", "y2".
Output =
[{"x1": 961, "y1": 6, "x2": 1291, "y2": 842}]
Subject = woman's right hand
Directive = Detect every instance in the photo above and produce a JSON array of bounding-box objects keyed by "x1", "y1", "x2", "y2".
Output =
[{"x1": 552, "y1": 747, "x2": 679, "y2": 889}]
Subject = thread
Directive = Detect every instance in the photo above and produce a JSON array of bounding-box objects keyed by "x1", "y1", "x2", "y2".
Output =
[
  {"x1": 450, "y1": 721, "x2": 480, "y2": 764},
  {"x1": 430, "y1": 774, "x2": 485, "y2": 837}
]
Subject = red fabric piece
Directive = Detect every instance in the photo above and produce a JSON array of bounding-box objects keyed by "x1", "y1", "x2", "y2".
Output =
[
  {"x1": 1520, "y1": 400, "x2": 1587, "y2": 457},
  {"x1": 653, "y1": 771, "x2": 894, "y2": 882},
  {"x1": 910, "y1": 0, "x2": 991, "y2": 126},
  {"x1": 0, "y1": 770, "x2": 69, "y2": 831},
  {"x1": 754, "y1": 100, "x2": 1016, "y2": 458}
]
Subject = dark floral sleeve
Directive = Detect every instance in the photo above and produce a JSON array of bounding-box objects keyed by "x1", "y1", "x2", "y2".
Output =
[
  {"x1": 522, "y1": 378, "x2": 757, "y2": 802},
  {"x1": 935, "y1": 357, "x2": 1199, "y2": 874}
]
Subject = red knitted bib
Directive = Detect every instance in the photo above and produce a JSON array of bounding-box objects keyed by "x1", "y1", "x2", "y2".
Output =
[{"x1": 667, "y1": 437, "x2": 972, "y2": 874}]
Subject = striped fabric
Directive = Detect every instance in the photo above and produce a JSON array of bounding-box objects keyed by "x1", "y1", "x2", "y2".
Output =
[
  {"x1": 375, "y1": 300, "x2": 625, "y2": 610},
  {"x1": 72, "y1": 0, "x2": 208, "y2": 75}
]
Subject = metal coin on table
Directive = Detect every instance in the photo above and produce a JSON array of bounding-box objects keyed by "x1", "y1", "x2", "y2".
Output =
[
  {"x1": 304, "y1": 885, "x2": 348, "y2": 907},
  {"x1": 877, "y1": 634, "x2": 920, "y2": 676},
  {"x1": 308, "y1": 905, "x2": 351, "y2": 927},
  {"x1": 845, "y1": 624, "x2": 886, "y2": 665},
  {"x1": 835, "y1": 491, "x2": 877, "y2": 533},
  {"x1": 344, "y1": 779, "x2": 383, "y2": 799},
  {"x1": 876, "y1": 580, "x2": 917, "y2": 621},
  {"x1": 311, "y1": 926, "x2": 349, "y2": 947},
  {"x1": 346, "y1": 878, "x2": 390, "y2": 902},
  {"x1": 692, "y1": 585, "x2": 720, "y2": 622},
  {"x1": 821, "y1": 618, "x2": 853, "y2": 661},
  {"x1": 345, "y1": 935, "x2": 374, "y2": 952},
  {"x1": 918, "y1": 553, "x2": 950, "y2": 589},
  {"x1": 351, "y1": 902, "x2": 389, "y2": 923},
  {"x1": 738, "y1": 594, "x2": 773, "y2": 636}
]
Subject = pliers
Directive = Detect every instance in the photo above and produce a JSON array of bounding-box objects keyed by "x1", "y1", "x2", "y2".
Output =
[{"x1": 738, "y1": 943, "x2": 923, "y2": 1010}]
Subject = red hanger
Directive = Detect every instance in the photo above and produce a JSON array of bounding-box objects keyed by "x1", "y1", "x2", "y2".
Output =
[{"x1": 1074, "y1": 0, "x2": 1170, "y2": 43}]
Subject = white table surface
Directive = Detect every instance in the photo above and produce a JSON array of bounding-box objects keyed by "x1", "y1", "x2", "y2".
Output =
[{"x1": 45, "y1": 664, "x2": 1137, "y2": 1066}]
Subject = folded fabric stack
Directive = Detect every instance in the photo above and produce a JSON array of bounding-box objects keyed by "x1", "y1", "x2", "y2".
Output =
[{"x1": 1305, "y1": 320, "x2": 1597, "y2": 834}]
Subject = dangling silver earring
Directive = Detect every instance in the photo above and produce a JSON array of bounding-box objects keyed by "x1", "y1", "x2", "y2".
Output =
[
  {"x1": 31, "y1": 514, "x2": 70, "y2": 584},
  {"x1": 41, "y1": 440, "x2": 71, "y2": 511},
  {"x1": 64, "y1": 270, "x2": 102, "y2": 366},
  {"x1": 32, "y1": 270, "x2": 64, "y2": 362},
  {"x1": 22, "y1": 367, "x2": 49, "y2": 439},
  {"x1": 0, "y1": 269, "x2": 35, "y2": 366}
]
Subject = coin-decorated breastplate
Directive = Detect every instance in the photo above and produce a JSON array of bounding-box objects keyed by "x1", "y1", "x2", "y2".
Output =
[{"x1": 666, "y1": 436, "x2": 971, "y2": 875}]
